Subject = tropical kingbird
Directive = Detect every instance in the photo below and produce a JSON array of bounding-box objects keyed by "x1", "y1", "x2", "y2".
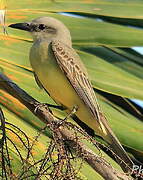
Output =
[{"x1": 9, "y1": 17, "x2": 133, "y2": 172}]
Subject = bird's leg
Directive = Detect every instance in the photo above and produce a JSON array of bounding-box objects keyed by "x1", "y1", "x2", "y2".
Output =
[
  {"x1": 57, "y1": 105, "x2": 78, "y2": 127},
  {"x1": 64, "y1": 105, "x2": 78, "y2": 121}
]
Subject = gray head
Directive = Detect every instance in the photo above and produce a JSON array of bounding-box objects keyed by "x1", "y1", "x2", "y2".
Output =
[{"x1": 9, "y1": 17, "x2": 72, "y2": 46}]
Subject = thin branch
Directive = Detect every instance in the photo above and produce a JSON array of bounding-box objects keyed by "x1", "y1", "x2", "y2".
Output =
[{"x1": 0, "y1": 73, "x2": 133, "y2": 180}]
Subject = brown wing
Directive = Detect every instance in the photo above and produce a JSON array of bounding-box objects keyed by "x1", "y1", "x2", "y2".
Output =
[{"x1": 51, "y1": 40, "x2": 106, "y2": 132}]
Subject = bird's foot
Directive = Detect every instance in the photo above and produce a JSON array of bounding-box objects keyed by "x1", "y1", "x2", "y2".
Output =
[
  {"x1": 34, "y1": 103, "x2": 66, "y2": 113},
  {"x1": 56, "y1": 105, "x2": 78, "y2": 127},
  {"x1": 34, "y1": 103, "x2": 49, "y2": 113},
  {"x1": 46, "y1": 104, "x2": 66, "y2": 110}
]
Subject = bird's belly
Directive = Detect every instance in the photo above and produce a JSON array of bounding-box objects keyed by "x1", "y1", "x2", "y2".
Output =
[
  {"x1": 35, "y1": 60, "x2": 82, "y2": 108},
  {"x1": 33, "y1": 61, "x2": 100, "y2": 134}
]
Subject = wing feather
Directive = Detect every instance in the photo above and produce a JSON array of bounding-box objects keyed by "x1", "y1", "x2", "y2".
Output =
[{"x1": 51, "y1": 40, "x2": 105, "y2": 131}]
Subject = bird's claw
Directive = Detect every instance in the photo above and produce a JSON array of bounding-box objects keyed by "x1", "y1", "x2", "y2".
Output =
[
  {"x1": 34, "y1": 103, "x2": 65, "y2": 114},
  {"x1": 34, "y1": 103, "x2": 48, "y2": 113}
]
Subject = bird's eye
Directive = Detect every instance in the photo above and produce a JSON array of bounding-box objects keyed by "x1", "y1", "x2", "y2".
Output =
[
  {"x1": 26, "y1": 23, "x2": 30, "y2": 26},
  {"x1": 38, "y1": 24, "x2": 46, "y2": 30}
]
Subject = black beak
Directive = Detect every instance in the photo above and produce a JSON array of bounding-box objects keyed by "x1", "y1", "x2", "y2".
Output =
[{"x1": 9, "y1": 23, "x2": 31, "y2": 31}]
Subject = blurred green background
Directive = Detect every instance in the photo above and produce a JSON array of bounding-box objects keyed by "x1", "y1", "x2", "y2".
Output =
[{"x1": 1, "y1": 0, "x2": 143, "y2": 179}]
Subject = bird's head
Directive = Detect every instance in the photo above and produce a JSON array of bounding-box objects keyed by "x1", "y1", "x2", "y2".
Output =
[{"x1": 9, "y1": 16, "x2": 72, "y2": 45}]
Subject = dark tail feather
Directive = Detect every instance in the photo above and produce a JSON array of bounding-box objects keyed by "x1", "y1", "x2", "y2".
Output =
[
  {"x1": 100, "y1": 115, "x2": 133, "y2": 173},
  {"x1": 73, "y1": 115, "x2": 133, "y2": 172},
  {"x1": 107, "y1": 132, "x2": 133, "y2": 173}
]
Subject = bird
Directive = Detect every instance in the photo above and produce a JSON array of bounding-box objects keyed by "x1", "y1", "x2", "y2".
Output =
[{"x1": 9, "y1": 16, "x2": 133, "y2": 172}]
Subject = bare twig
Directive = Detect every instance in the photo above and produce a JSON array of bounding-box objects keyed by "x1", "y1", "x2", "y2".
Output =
[{"x1": 0, "y1": 73, "x2": 133, "y2": 180}]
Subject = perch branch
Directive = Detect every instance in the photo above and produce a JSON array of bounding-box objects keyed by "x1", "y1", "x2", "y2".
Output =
[{"x1": 0, "y1": 73, "x2": 133, "y2": 180}]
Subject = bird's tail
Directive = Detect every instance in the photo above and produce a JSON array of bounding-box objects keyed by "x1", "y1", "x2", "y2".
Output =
[
  {"x1": 105, "y1": 128, "x2": 133, "y2": 172},
  {"x1": 99, "y1": 113, "x2": 133, "y2": 173},
  {"x1": 73, "y1": 114, "x2": 133, "y2": 172}
]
